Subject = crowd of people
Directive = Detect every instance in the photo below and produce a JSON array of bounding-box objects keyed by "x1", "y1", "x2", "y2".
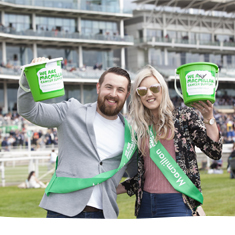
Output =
[
  {"x1": 0, "y1": 111, "x2": 58, "y2": 151},
  {"x1": 0, "y1": 102, "x2": 235, "y2": 151}
]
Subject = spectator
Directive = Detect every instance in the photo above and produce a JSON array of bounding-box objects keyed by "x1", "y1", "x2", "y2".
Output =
[
  {"x1": 48, "y1": 149, "x2": 57, "y2": 170},
  {"x1": 18, "y1": 171, "x2": 47, "y2": 189},
  {"x1": 226, "y1": 117, "x2": 235, "y2": 142},
  {"x1": 27, "y1": 171, "x2": 47, "y2": 188},
  {"x1": 1, "y1": 137, "x2": 9, "y2": 151}
]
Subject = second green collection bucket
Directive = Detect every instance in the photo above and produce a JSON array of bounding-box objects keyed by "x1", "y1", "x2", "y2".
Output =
[
  {"x1": 19, "y1": 57, "x2": 65, "y2": 102},
  {"x1": 175, "y1": 62, "x2": 219, "y2": 107}
]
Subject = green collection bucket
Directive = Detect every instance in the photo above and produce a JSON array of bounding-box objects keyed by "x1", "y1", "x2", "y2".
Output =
[
  {"x1": 175, "y1": 62, "x2": 219, "y2": 107},
  {"x1": 19, "y1": 57, "x2": 65, "y2": 102}
]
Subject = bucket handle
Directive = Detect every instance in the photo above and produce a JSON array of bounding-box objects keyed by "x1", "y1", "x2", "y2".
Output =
[
  {"x1": 174, "y1": 69, "x2": 183, "y2": 99},
  {"x1": 19, "y1": 67, "x2": 31, "y2": 93},
  {"x1": 174, "y1": 69, "x2": 220, "y2": 99},
  {"x1": 215, "y1": 70, "x2": 219, "y2": 91}
]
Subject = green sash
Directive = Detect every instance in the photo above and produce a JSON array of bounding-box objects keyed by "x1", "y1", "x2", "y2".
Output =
[
  {"x1": 149, "y1": 126, "x2": 203, "y2": 204},
  {"x1": 45, "y1": 118, "x2": 137, "y2": 196}
]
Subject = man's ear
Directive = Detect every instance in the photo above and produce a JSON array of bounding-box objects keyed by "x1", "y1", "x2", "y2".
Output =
[
  {"x1": 126, "y1": 92, "x2": 130, "y2": 100},
  {"x1": 96, "y1": 83, "x2": 100, "y2": 94}
]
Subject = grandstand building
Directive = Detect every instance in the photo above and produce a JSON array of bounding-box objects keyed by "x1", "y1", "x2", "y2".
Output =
[
  {"x1": 125, "y1": 0, "x2": 235, "y2": 112},
  {"x1": 1, "y1": 0, "x2": 235, "y2": 115},
  {"x1": 0, "y1": 0, "x2": 133, "y2": 114}
]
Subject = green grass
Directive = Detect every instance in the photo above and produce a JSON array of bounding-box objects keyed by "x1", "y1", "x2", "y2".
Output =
[
  {"x1": 0, "y1": 171, "x2": 234, "y2": 218},
  {"x1": 199, "y1": 170, "x2": 235, "y2": 216}
]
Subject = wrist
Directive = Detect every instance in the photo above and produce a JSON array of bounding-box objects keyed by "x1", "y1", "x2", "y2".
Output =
[{"x1": 203, "y1": 117, "x2": 215, "y2": 125}]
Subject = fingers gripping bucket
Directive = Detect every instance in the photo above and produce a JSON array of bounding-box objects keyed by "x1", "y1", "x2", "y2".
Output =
[
  {"x1": 19, "y1": 57, "x2": 65, "y2": 102},
  {"x1": 175, "y1": 62, "x2": 219, "y2": 107}
]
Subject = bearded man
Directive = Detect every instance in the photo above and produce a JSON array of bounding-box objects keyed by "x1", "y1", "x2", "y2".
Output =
[{"x1": 17, "y1": 57, "x2": 137, "y2": 219}]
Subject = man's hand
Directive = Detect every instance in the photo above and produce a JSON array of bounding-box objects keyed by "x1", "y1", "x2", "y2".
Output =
[{"x1": 31, "y1": 57, "x2": 49, "y2": 64}]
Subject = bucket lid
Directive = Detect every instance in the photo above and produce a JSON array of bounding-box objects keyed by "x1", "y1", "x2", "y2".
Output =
[
  {"x1": 20, "y1": 57, "x2": 63, "y2": 70},
  {"x1": 176, "y1": 62, "x2": 219, "y2": 74}
]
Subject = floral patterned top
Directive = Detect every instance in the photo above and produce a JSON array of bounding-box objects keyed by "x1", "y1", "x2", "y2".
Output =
[{"x1": 122, "y1": 106, "x2": 223, "y2": 216}]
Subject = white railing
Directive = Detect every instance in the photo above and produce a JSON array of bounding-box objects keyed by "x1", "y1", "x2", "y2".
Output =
[
  {"x1": 0, "y1": 144, "x2": 232, "y2": 187},
  {"x1": 0, "y1": 150, "x2": 53, "y2": 186}
]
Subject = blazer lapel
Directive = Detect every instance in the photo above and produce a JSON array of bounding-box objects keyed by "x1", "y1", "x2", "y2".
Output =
[{"x1": 86, "y1": 102, "x2": 100, "y2": 160}]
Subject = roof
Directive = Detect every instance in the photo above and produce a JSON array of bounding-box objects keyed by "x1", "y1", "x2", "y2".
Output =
[{"x1": 133, "y1": 0, "x2": 235, "y2": 13}]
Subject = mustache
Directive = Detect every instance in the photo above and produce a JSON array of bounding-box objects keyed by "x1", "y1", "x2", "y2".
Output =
[{"x1": 105, "y1": 95, "x2": 119, "y2": 102}]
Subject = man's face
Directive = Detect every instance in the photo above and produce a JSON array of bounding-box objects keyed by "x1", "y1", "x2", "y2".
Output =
[{"x1": 96, "y1": 73, "x2": 130, "y2": 120}]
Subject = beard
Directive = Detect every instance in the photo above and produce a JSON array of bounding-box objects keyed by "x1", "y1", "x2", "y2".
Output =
[{"x1": 97, "y1": 94, "x2": 125, "y2": 117}]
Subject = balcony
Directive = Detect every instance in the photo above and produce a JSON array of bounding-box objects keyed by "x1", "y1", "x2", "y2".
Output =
[
  {"x1": 0, "y1": 64, "x2": 137, "y2": 82},
  {"x1": 0, "y1": 0, "x2": 132, "y2": 15},
  {"x1": 0, "y1": 27, "x2": 134, "y2": 48},
  {"x1": 136, "y1": 37, "x2": 235, "y2": 51}
]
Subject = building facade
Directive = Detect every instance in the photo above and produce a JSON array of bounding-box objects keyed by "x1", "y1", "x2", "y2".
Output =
[
  {"x1": 125, "y1": 0, "x2": 235, "y2": 110},
  {"x1": 0, "y1": 0, "x2": 133, "y2": 114}
]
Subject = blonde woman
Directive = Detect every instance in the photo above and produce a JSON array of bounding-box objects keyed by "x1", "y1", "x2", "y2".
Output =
[{"x1": 117, "y1": 65, "x2": 222, "y2": 218}]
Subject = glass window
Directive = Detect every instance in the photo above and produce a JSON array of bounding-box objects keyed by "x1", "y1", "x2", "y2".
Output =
[
  {"x1": 216, "y1": 34, "x2": 230, "y2": 42},
  {"x1": 6, "y1": 45, "x2": 33, "y2": 67},
  {"x1": 0, "y1": 44, "x2": 2, "y2": 65},
  {"x1": 83, "y1": 50, "x2": 112, "y2": 68},
  {"x1": 42, "y1": 84, "x2": 81, "y2": 104},
  {"x1": 200, "y1": 33, "x2": 211, "y2": 42},
  {"x1": 167, "y1": 30, "x2": 177, "y2": 39},
  {"x1": 83, "y1": 85, "x2": 97, "y2": 103},
  {"x1": 0, "y1": 83, "x2": 4, "y2": 110},
  {"x1": 36, "y1": 16, "x2": 76, "y2": 33},
  {"x1": 7, "y1": 84, "x2": 18, "y2": 112},
  {"x1": 5, "y1": 13, "x2": 31, "y2": 32},
  {"x1": 180, "y1": 52, "x2": 186, "y2": 65},
  {"x1": 81, "y1": 19, "x2": 118, "y2": 36},
  {"x1": 37, "y1": 47, "x2": 78, "y2": 67},
  {"x1": 65, "y1": 85, "x2": 81, "y2": 102},
  {"x1": 168, "y1": 52, "x2": 181, "y2": 67},
  {"x1": 55, "y1": 18, "x2": 62, "y2": 26},
  {"x1": 186, "y1": 53, "x2": 200, "y2": 64},
  {"x1": 209, "y1": 54, "x2": 221, "y2": 65},
  {"x1": 149, "y1": 48, "x2": 164, "y2": 66},
  {"x1": 204, "y1": 54, "x2": 210, "y2": 62}
]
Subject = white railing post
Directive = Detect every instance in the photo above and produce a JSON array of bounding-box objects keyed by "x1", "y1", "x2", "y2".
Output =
[
  {"x1": 35, "y1": 159, "x2": 39, "y2": 177},
  {"x1": 1, "y1": 162, "x2": 5, "y2": 187}
]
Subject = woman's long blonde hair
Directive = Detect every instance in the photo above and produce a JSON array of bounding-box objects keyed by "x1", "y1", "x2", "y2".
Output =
[{"x1": 129, "y1": 65, "x2": 175, "y2": 154}]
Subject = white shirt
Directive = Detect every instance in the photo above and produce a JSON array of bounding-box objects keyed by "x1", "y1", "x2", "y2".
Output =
[
  {"x1": 50, "y1": 151, "x2": 57, "y2": 163},
  {"x1": 87, "y1": 112, "x2": 124, "y2": 209}
]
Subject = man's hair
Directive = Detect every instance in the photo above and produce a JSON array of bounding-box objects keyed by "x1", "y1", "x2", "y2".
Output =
[{"x1": 98, "y1": 67, "x2": 131, "y2": 93}]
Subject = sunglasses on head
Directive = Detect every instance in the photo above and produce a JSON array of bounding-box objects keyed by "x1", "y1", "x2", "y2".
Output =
[{"x1": 136, "y1": 84, "x2": 161, "y2": 96}]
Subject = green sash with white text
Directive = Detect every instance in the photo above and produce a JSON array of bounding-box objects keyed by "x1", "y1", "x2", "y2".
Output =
[
  {"x1": 45, "y1": 118, "x2": 137, "y2": 196},
  {"x1": 149, "y1": 126, "x2": 203, "y2": 204}
]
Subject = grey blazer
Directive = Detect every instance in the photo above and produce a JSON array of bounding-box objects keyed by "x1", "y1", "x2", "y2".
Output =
[{"x1": 17, "y1": 74, "x2": 138, "y2": 218}]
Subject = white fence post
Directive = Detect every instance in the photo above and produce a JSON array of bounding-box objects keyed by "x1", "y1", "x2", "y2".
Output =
[{"x1": 1, "y1": 161, "x2": 5, "y2": 187}]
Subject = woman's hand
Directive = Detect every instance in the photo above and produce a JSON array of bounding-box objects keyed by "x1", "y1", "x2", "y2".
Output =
[
  {"x1": 191, "y1": 100, "x2": 219, "y2": 142},
  {"x1": 191, "y1": 100, "x2": 214, "y2": 120}
]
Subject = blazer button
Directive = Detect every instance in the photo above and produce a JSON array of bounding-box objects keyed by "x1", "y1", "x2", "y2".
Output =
[{"x1": 100, "y1": 161, "x2": 103, "y2": 165}]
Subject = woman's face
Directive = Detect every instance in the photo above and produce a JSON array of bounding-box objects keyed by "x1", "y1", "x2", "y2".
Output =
[{"x1": 138, "y1": 76, "x2": 162, "y2": 114}]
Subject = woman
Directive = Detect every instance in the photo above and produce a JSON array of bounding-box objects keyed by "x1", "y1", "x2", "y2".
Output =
[
  {"x1": 27, "y1": 171, "x2": 47, "y2": 188},
  {"x1": 117, "y1": 65, "x2": 222, "y2": 218}
]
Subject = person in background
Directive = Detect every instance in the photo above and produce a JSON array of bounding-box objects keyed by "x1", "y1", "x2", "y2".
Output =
[
  {"x1": 48, "y1": 149, "x2": 57, "y2": 170},
  {"x1": 117, "y1": 65, "x2": 222, "y2": 218},
  {"x1": 227, "y1": 142, "x2": 235, "y2": 178},
  {"x1": 27, "y1": 171, "x2": 47, "y2": 188}
]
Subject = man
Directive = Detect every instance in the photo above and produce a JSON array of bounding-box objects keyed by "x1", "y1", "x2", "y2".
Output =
[{"x1": 17, "y1": 57, "x2": 137, "y2": 219}]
